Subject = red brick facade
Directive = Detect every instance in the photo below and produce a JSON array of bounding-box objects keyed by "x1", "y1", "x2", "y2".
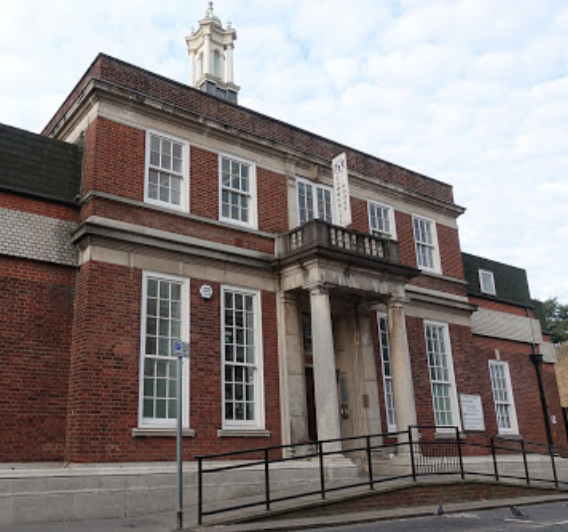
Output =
[
  {"x1": 65, "y1": 261, "x2": 282, "y2": 462},
  {"x1": 0, "y1": 53, "x2": 562, "y2": 468},
  {"x1": 0, "y1": 256, "x2": 75, "y2": 461},
  {"x1": 0, "y1": 190, "x2": 77, "y2": 222}
]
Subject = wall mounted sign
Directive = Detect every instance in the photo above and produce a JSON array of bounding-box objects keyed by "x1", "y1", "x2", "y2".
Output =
[
  {"x1": 460, "y1": 394, "x2": 485, "y2": 431},
  {"x1": 332, "y1": 152, "x2": 351, "y2": 227},
  {"x1": 200, "y1": 285, "x2": 213, "y2": 300}
]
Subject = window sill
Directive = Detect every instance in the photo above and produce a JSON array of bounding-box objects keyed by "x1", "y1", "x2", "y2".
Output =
[
  {"x1": 132, "y1": 428, "x2": 195, "y2": 438},
  {"x1": 217, "y1": 429, "x2": 271, "y2": 438},
  {"x1": 496, "y1": 433, "x2": 523, "y2": 441},
  {"x1": 219, "y1": 216, "x2": 258, "y2": 231},
  {"x1": 435, "y1": 430, "x2": 466, "y2": 440}
]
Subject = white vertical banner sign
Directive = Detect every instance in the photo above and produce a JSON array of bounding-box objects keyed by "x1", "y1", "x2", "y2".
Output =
[{"x1": 332, "y1": 152, "x2": 351, "y2": 227}]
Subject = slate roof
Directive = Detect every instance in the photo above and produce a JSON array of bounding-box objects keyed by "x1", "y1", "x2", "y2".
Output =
[
  {"x1": 462, "y1": 252, "x2": 531, "y2": 308},
  {"x1": 531, "y1": 298, "x2": 550, "y2": 334},
  {"x1": 0, "y1": 122, "x2": 82, "y2": 204}
]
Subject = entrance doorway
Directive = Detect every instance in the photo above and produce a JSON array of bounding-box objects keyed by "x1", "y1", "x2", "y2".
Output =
[{"x1": 305, "y1": 367, "x2": 318, "y2": 442}]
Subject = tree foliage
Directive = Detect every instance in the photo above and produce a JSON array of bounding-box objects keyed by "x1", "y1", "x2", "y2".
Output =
[{"x1": 543, "y1": 297, "x2": 568, "y2": 345}]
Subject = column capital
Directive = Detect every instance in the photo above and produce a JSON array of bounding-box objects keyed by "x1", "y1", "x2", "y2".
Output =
[
  {"x1": 306, "y1": 283, "x2": 330, "y2": 297},
  {"x1": 387, "y1": 295, "x2": 408, "y2": 310},
  {"x1": 281, "y1": 293, "x2": 299, "y2": 306}
]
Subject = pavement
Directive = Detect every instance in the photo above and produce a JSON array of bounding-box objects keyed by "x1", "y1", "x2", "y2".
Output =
[{"x1": 3, "y1": 493, "x2": 568, "y2": 532}]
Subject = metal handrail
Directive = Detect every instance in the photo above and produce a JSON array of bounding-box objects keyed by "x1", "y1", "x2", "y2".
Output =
[{"x1": 196, "y1": 426, "x2": 568, "y2": 525}]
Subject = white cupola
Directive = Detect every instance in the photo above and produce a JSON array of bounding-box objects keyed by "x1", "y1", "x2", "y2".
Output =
[{"x1": 185, "y1": 2, "x2": 239, "y2": 104}]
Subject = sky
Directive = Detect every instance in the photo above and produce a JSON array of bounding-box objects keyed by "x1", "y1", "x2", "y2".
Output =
[{"x1": 0, "y1": 0, "x2": 567, "y2": 301}]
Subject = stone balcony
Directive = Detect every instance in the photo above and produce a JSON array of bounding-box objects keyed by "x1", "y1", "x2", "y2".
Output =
[
  {"x1": 276, "y1": 219, "x2": 401, "y2": 267},
  {"x1": 274, "y1": 219, "x2": 419, "y2": 296}
]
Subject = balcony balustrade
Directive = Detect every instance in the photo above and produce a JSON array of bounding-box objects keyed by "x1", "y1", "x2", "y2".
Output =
[{"x1": 276, "y1": 219, "x2": 400, "y2": 266}]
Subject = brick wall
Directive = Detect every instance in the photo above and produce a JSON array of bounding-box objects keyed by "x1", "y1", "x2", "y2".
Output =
[
  {"x1": 395, "y1": 211, "x2": 416, "y2": 269},
  {"x1": 370, "y1": 310, "x2": 564, "y2": 452},
  {"x1": 0, "y1": 256, "x2": 75, "y2": 462},
  {"x1": 190, "y1": 146, "x2": 218, "y2": 220},
  {"x1": 80, "y1": 119, "x2": 288, "y2": 251},
  {"x1": 472, "y1": 334, "x2": 567, "y2": 447},
  {"x1": 403, "y1": 317, "x2": 565, "y2": 449},
  {"x1": 0, "y1": 190, "x2": 77, "y2": 222},
  {"x1": 469, "y1": 295, "x2": 528, "y2": 317},
  {"x1": 349, "y1": 197, "x2": 369, "y2": 233},
  {"x1": 81, "y1": 118, "x2": 145, "y2": 200},
  {"x1": 438, "y1": 224, "x2": 464, "y2": 280},
  {"x1": 395, "y1": 211, "x2": 465, "y2": 286},
  {"x1": 66, "y1": 261, "x2": 281, "y2": 462},
  {"x1": 83, "y1": 197, "x2": 276, "y2": 254},
  {"x1": 257, "y1": 167, "x2": 289, "y2": 234}
]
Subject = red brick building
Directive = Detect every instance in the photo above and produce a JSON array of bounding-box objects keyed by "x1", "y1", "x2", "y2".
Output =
[{"x1": 0, "y1": 7, "x2": 562, "y2": 467}]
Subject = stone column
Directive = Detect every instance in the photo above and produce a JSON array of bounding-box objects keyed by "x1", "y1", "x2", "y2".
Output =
[
  {"x1": 309, "y1": 284, "x2": 342, "y2": 451},
  {"x1": 203, "y1": 34, "x2": 211, "y2": 76},
  {"x1": 226, "y1": 44, "x2": 234, "y2": 83},
  {"x1": 189, "y1": 50, "x2": 196, "y2": 87},
  {"x1": 358, "y1": 308, "x2": 382, "y2": 436},
  {"x1": 279, "y1": 294, "x2": 308, "y2": 447},
  {"x1": 387, "y1": 296, "x2": 417, "y2": 443}
]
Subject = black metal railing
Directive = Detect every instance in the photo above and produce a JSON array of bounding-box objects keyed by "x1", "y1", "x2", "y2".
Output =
[{"x1": 195, "y1": 426, "x2": 568, "y2": 525}]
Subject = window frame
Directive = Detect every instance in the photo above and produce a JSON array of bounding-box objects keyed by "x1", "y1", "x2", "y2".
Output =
[
  {"x1": 218, "y1": 152, "x2": 258, "y2": 230},
  {"x1": 489, "y1": 360, "x2": 519, "y2": 435},
  {"x1": 138, "y1": 271, "x2": 190, "y2": 429},
  {"x1": 144, "y1": 129, "x2": 189, "y2": 212},
  {"x1": 479, "y1": 269, "x2": 497, "y2": 295},
  {"x1": 424, "y1": 320, "x2": 461, "y2": 431},
  {"x1": 412, "y1": 215, "x2": 441, "y2": 273},
  {"x1": 295, "y1": 176, "x2": 335, "y2": 226},
  {"x1": 377, "y1": 312, "x2": 397, "y2": 433},
  {"x1": 368, "y1": 200, "x2": 397, "y2": 240},
  {"x1": 221, "y1": 285, "x2": 265, "y2": 430}
]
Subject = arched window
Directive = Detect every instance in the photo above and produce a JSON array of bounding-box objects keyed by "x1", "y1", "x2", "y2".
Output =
[
  {"x1": 198, "y1": 53, "x2": 203, "y2": 78},
  {"x1": 213, "y1": 50, "x2": 221, "y2": 78}
]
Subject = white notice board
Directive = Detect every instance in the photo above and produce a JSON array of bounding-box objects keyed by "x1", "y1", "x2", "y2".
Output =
[{"x1": 460, "y1": 394, "x2": 485, "y2": 431}]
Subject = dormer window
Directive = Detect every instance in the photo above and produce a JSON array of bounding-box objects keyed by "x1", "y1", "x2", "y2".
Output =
[{"x1": 479, "y1": 269, "x2": 496, "y2": 295}]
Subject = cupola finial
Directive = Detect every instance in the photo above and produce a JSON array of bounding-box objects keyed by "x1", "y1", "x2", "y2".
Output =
[
  {"x1": 185, "y1": 3, "x2": 240, "y2": 103},
  {"x1": 206, "y1": 1, "x2": 214, "y2": 18}
]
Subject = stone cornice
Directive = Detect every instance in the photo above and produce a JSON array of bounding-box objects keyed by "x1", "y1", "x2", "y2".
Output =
[{"x1": 72, "y1": 215, "x2": 274, "y2": 270}]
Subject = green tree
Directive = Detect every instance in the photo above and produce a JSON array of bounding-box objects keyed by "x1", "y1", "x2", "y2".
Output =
[{"x1": 543, "y1": 297, "x2": 568, "y2": 345}]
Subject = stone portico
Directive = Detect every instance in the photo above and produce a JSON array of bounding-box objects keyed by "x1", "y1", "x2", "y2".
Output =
[{"x1": 275, "y1": 219, "x2": 421, "y2": 452}]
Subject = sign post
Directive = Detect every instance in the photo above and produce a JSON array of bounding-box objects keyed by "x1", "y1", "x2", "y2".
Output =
[
  {"x1": 173, "y1": 339, "x2": 190, "y2": 530},
  {"x1": 332, "y1": 152, "x2": 351, "y2": 227}
]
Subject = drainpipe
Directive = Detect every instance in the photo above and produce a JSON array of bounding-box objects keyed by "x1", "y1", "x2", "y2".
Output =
[{"x1": 528, "y1": 307, "x2": 554, "y2": 447}]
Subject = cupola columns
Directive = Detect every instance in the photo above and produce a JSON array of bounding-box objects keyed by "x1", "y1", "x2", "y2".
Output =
[{"x1": 185, "y1": 2, "x2": 240, "y2": 104}]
